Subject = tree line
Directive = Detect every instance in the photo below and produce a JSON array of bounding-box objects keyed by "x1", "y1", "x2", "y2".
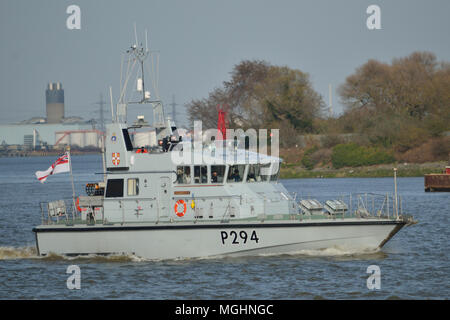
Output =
[{"x1": 186, "y1": 52, "x2": 450, "y2": 166}]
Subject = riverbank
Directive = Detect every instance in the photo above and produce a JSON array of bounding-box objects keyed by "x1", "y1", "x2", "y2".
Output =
[
  {"x1": 280, "y1": 161, "x2": 448, "y2": 179},
  {"x1": 0, "y1": 150, "x2": 101, "y2": 158},
  {"x1": 0, "y1": 150, "x2": 446, "y2": 178}
]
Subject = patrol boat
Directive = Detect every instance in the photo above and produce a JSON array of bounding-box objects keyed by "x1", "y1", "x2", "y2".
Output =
[{"x1": 33, "y1": 40, "x2": 416, "y2": 260}]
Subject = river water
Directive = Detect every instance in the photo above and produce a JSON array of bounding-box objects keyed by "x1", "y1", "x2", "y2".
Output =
[{"x1": 0, "y1": 155, "x2": 448, "y2": 299}]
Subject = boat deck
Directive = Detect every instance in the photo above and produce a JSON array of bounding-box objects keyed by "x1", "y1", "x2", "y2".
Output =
[{"x1": 38, "y1": 211, "x2": 407, "y2": 228}]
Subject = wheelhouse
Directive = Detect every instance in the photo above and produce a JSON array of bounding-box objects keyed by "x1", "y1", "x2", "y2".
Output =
[{"x1": 174, "y1": 162, "x2": 281, "y2": 185}]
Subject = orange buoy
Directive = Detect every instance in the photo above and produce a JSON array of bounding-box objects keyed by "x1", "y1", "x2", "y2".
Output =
[{"x1": 174, "y1": 199, "x2": 187, "y2": 217}]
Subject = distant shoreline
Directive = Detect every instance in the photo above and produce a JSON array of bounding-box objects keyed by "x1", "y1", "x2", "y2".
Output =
[
  {"x1": 0, "y1": 151, "x2": 445, "y2": 178},
  {"x1": 0, "y1": 150, "x2": 101, "y2": 158},
  {"x1": 280, "y1": 161, "x2": 448, "y2": 179}
]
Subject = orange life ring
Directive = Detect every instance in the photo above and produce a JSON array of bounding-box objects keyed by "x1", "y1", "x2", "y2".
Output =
[{"x1": 174, "y1": 199, "x2": 187, "y2": 217}]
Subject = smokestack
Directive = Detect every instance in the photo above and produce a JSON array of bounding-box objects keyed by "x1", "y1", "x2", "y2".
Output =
[{"x1": 46, "y1": 82, "x2": 64, "y2": 123}]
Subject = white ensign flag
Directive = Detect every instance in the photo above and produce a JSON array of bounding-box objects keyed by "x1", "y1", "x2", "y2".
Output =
[{"x1": 35, "y1": 152, "x2": 70, "y2": 183}]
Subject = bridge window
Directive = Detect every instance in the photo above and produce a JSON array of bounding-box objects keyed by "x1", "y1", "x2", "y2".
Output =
[
  {"x1": 127, "y1": 178, "x2": 139, "y2": 196},
  {"x1": 211, "y1": 165, "x2": 225, "y2": 183},
  {"x1": 227, "y1": 165, "x2": 245, "y2": 183},
  {"x1": 247, "y1": 163, "x2": 270, "y2": 182},
  {"x1": 270, "y1": 162, "x2": 281, "y2": 182},
  {"x1": 122, "y1": 129, "x2": 134, "y2": 151},
  {"x1": 194, "y1": 165, "x2": 207, "y2": 184},
  {"x1": 176, "y1": 166, "x2": 191, "y2": 184},
  {"x1": 105, "y1": 179, "x2": 124, "y2": 198}
]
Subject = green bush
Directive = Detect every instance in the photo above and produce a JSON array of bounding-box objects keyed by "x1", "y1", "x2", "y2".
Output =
[
  {"x1": 301, "y1": 146, "x2": 319, "y2": 170},
  {"x1": 331, "y1": 143, "x2": 395, "y2": 169}
]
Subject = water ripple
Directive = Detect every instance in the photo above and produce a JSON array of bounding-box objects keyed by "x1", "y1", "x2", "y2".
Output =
[{"x1": 0, "y1": 157, "x2": 449, "y2": 299}]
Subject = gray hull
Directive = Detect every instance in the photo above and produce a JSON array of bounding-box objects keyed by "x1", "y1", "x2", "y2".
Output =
[{"x1": 34, "y1": 219, "x2": 405, "y2": 260}]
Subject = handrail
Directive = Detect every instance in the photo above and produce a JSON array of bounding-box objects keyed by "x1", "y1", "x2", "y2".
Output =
[
  {"x1": 103, "y1": 197, "x2": 157, "y2": 202},
  {"x1": 296, "y1": 191, "x2": 403, "y2": 221},
  {"x1": 40, "y1": 190, "x2": 404, "y2": 226},
  {"x1": 39, "y1": 199, "x2": 79, "y2": 225},
  {"x1": 172, "y1": 195, "x2": 241, "y2": 200},
  {"x1": 220, "y1": 200, "x2": 232, "y2": 223}
]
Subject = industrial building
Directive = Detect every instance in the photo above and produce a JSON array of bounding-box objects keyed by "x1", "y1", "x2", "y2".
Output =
[
  {"x1": 0, "y1": 123, "x2": 100, "y2": 149},
  {"x1": 46, "y1": 82, "x2": 65, "y2": 124},
  {"x1": 0, "y1": 82, "x2": 102, "y2": 152}
]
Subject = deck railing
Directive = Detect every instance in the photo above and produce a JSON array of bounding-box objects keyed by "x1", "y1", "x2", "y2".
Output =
[
  {"x1": 298, "y1": 192, "x2": 403, "y2": 221},
  {"x1": 39, "y1": 191, "x2": 408, "y2": 226},
  {"x1": 39, "y1": 199, "x2": 79, "y2": 225}
]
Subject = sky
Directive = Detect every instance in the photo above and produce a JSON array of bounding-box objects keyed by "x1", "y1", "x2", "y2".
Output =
[{"x1": 1, "y1": 0, "x2": 449, "y2": 127}]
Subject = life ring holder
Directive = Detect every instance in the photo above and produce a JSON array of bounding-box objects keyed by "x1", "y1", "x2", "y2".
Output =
[
  {"x1": 76, "y1": 197, "x2": 87, "y2": 213},
  {"x1": 174, "y1": 199, "x2": 187, "y2": 217}
]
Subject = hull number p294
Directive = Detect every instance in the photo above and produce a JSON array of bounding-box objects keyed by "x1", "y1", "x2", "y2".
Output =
[{"x1": 220, "y1": 230, "x2": 260, "y2": 245}]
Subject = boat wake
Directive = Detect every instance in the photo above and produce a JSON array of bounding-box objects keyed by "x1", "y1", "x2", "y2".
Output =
[
  {"x1": 191, "y1": 245, "x2": 387, "y2": 262},
  {"x1": 256, "y1": 246, "x2": 386, "y2": 260},
  {"x1": 0, "y1": 246, "x2": 38, "y2": 260},
  {"x1": 0, "y1": 246, "x2": 144, "y2": 262},
  {"x1": 0, "y1": 245, "x2": 386, "y2": 262},
  {"x1": 40, "y1": 252, "x2": 146, "y2": 263}
]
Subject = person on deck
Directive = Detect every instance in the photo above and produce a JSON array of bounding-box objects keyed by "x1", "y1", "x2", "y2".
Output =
[
  {"x1": 230, "y1": 168, "x2": 241, "y2": 182},
  {"x1": 211, "y1": 171, "x2": 218, "y2": 183}
]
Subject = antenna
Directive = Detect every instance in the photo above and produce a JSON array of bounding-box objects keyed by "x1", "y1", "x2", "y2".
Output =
[
  {"x1": 118, "y1": 25, "x2": 166, "y2": 129},
  {"x1": 145, "y1": 29, "x2": 149, "y2": 52},
  {"x1": 127, "y1": 27, "x2": 149, "y2": 103},
  {"x1": 109, "y1": 86, "x2": 114, "y2": 122},
  {"x1": 134, "y1": 22, "x2": 138, "y2": 47}
]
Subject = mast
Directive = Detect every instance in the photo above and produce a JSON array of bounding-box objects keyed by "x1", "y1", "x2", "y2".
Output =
[
  {"x1": 127, "y1": 35, "x2": 150, "y2": 104},
  {"x1": 113, "y1": 26, "x2": 170, "y2": 140},
  {"x1": 141, "y1": 58, "x2": 146, "y2": 102},
  {"x1": 66, "y1": 146, "x2": 76, "y2": 215},
  {"x1": 109, "y1": 86, "x2": 114, "y2": 122}
]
